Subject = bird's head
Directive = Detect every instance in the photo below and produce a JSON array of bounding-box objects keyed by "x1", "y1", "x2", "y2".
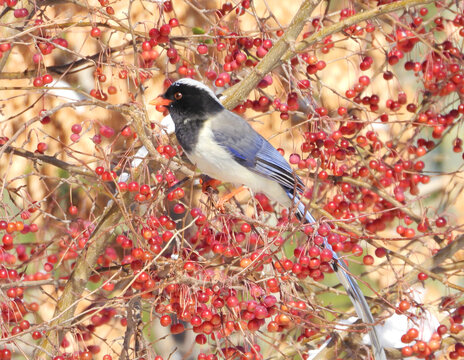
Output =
[{"x1": 150, "y1": 78, "x2": 224, "y2": 124}]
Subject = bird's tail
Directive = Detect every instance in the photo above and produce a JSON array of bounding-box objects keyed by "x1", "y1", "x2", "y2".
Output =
[{"x1": 291, "y1": 195, "x2": 386, "y2": 360}]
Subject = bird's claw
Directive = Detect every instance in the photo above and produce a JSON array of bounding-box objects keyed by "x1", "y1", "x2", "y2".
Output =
[
  {"x1": 215, "y1": 199, "x2": 227, "y2": 213},
  {"x1": 215, "y1": 186, "x2": 246, "y2": 212}
]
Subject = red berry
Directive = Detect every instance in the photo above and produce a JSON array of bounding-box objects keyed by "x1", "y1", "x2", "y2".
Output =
[
  {"x1": 169, "y1": 18, "x2": 179, "y2": 27},
  {"x1": 170, "y1": 323, "x2": 184, "y2": 334},
  {"x1": 160, "y1": 24, "x2": 171, "y2": 36},
  {"x1": 71, "y1": 124, "x2": 82, "y2": 134},
  {"x1": 13, "y1": 8, "x2": 29, "y2": 18},
  {"x1": 42, "y1": 74, "x2": 53, "y2": 84},
  {"x1": 33, "y1": 77, "x2": 43, "y2": 87},
  {"x1": 417, "y1": 272, "x2": 428, "y2": 281},
  {"x1": 398, "y1": 300, "x2": 411, "y2": 312},
  {"x1": 99, "y1": 125, "x2": 115, "y2": 138},
  {"x1": 91, "y1": 27, "x2": 101, "y2": 38},
  {"x1": 435, "y1": 217, "x2": 446, "y2": 227},
  {"x1": 401, "y1": 346, "x2": 413, "y2": 357},
  {"x1": 363, "y1": 255, "x2": 374, "y2": 265},
  {"x1": 197, "y1": 44, "x2": 208, "y2": 54},
  {"x1": 375, "y1": 247, "x2": 387, "y2": 258},
  {"x1": 68, "y1": 205, "x2": 78, "y2": 215},
  {"x1": 318, "y1": 170, "x2": 328, "y2": 180},
  {"x1": 36, "y1": 142, "x2": 47, "y2": 153}
]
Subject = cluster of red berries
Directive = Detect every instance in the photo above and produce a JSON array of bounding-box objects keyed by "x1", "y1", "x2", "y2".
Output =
[
  {"x1": 156, "y1": 144, "x2": 178, "y2": 159},
  {"x1": 0, "y1": 219, "x2": 44, "y2": 357},
  {"x1": 32, "y1": 73, "x2": 53, "y2": 87},
  {"x1": 397, "y1": 299, "x2": 464, "y2": 358},
  {"x1": 37, "y1": 36, "x2": 69, "y2": 56}
]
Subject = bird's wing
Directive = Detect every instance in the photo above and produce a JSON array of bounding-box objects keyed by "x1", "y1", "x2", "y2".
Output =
[{"x1": 209, "y1": 111, "x2": 303, "y2": 192}]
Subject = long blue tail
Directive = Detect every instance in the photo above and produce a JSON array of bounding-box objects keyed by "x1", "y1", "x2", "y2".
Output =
[{"x1": 292, "y1": 195, "x2": 386, "y2": 360}]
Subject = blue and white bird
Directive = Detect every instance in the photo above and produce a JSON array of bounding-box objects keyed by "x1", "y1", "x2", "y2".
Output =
[{"x1": 151, "y1": 78, "x2": 386, "y2": 360}]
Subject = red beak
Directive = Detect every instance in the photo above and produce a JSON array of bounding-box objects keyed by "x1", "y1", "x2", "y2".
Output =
[{"x1": 150, "y1": 96, "x2": 172, "y2": 107}]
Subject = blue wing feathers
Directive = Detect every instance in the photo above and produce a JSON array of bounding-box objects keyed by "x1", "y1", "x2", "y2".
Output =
[
  {"x1": 210, "y1": 113, "x2": 303, "y2": 191},
  {"x1": 225, "y1": 146, "x2": 248, "y2": 161}
]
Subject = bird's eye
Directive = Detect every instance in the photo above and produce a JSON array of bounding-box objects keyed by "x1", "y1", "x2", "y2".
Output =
[{"x1": 174, "y1": 92, "x2": 182, "y2": 100}]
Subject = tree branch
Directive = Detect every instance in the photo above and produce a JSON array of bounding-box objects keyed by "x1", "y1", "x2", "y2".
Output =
[
  {"x1": 221, "y1": 0, "x2": 434, "y2": 110},
  {"x1": 4, "y1": 146, "x2": 96, "y2": 178},
  {"x1": 396, "y1": 234, "x2": 464, "y2": 289},
  {"x1": 35, "y1": 201, "x2": 124, "y2": 358},
  {"x1": 283, "y1": 0, "x2": 435, "y2": 62},
  {"x1": 221, "y1": 0, "x2": 322, "y2": 110}
]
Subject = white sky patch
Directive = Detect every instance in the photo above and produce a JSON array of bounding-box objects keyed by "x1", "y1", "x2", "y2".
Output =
[
  {"x1": 361, "y1": 286, "x2": 440, "y2": 348},
  {"x1": 118, "y1": 146, "x2": 149, "y2": 183},
  {"x1": 161, "y1": 114, "x2": 175, "y2": 135},
  {"x1": 46, "y1": 79, "x2": 87, "y2": 113}
]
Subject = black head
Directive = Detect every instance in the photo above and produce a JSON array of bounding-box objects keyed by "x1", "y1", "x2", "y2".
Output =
[{"x1": 160, "y1": 78, "x2": 224, "y2": 124}]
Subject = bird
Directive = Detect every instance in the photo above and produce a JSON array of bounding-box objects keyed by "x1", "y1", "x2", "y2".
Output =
[{"x1": 150, "y1": 78, "x2": 386, "y2": 360}]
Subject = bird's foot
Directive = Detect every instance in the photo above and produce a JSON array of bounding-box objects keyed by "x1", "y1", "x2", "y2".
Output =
[{"x1": 216, "y1": 186, "x2": 246, "y2": 212}]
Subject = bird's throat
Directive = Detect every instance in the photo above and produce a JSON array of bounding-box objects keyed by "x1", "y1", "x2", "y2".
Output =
[{"x1": 174, "y1": 117, "x2": 205, "y2": 153}]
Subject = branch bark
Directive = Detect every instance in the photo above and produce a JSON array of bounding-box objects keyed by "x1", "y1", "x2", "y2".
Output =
[
  {"x1": 0, "y1": 41, "x2": 136, "y2": 78},
  {"x1": 35, "y1": 200, "x2": 124, "y2": 358},
  {"x1": 4, "y1": 146, "x2": 96, "y2": 178},
  {"x1": 221, "y1": 0, "x2": 322, "y2": 110},
  {"x1": 283, "y1": 0, "x2": 435, "y2": 61},
  {"x1": 394, "y1": 234, "x2": 464, "y2": 289}
]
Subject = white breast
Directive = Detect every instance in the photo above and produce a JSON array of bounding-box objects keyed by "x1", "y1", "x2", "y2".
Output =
[{"x1": 186, "y1": 121, "x2": 291, "y2": 207}]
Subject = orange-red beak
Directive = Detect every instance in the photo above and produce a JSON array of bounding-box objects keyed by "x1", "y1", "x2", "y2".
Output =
[{"x1": 150, "y1": 96, "x2": 172, "y2": 107}]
